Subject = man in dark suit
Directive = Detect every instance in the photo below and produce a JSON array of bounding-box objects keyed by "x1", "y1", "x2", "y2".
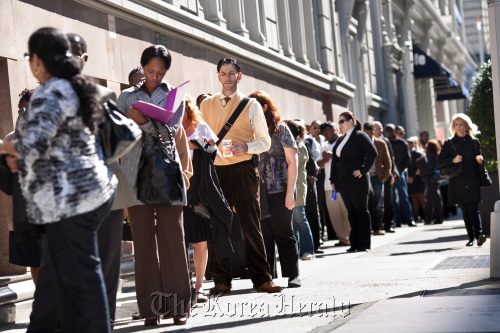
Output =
[{"x1": 363, "y1": 122, "x2": 392, "y2": 235}]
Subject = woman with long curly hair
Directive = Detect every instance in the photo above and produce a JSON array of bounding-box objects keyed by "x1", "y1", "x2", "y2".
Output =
[
  {"x1": 248, "y1": 91, "x2": 300, "y2": 288},
  {"x1": 438, "y1": 113, "x2": 487, "y2": 246}
]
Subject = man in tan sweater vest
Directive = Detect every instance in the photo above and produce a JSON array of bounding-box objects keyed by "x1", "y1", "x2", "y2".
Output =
[{"x1": 200, "y1": 57, "x2": 283, "y2": 294}]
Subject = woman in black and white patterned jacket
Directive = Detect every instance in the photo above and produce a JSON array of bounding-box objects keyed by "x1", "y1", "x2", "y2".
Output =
[{"x1": 0, "y1": 27, "x2": 116, "y2": 333}]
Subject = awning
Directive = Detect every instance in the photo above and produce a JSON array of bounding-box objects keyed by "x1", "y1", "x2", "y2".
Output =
[{"x1": 413, "y1": 44, "x2": 469, "y2": 100}]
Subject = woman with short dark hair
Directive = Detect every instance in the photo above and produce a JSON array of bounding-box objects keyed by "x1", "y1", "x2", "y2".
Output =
[{"x1": 118, "y1": 44, "x2": 192, "y2": 326}]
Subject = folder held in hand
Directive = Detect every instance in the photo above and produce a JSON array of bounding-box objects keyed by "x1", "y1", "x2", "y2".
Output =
[{"x1": 133, "y1": 80, "x2": 190, "y2": 124}]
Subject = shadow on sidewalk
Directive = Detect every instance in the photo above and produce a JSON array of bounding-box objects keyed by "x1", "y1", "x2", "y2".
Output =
[
  {"x1": 398, "y1": 234, "x2": 467, "y2": 245},
  {"x1": 389, "y1": 248, "x2": 457, "y2": 256}
]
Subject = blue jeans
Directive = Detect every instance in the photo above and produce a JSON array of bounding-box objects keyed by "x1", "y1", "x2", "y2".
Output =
[
  {"x1": 41, "y1": 195, "x2": 114, "y2": 333},
  {"x1": 292, "y1": 206, "x2": 315, "y2": 256},
  {"x1": 393, "y1": 171, "x2": 415, "y2": 226},
  {"x1": 369, "y1": 176, "x2": 384, "y2": 231}
]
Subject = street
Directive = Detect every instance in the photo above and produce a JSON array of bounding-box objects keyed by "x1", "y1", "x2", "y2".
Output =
[{"x1": 2, "y1": 212, "x2": 499, "y2": 332}]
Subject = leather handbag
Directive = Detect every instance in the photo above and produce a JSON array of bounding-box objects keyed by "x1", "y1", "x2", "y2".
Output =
[
  {"x1": 99, "y1": 99, "x2": 142, "y2": 163},
  {"x1": 259, "y1": 156, "x2": 271, "y2": 220},
  {"x1": 473, "y1": 140, "x2": 492, "y2": 187},
  {"x1": 439, "y1": 140, "x2": 463, "y2": 180},
  {"x1": 136, "y1": 123, "x2": 184, "y2": 206}
]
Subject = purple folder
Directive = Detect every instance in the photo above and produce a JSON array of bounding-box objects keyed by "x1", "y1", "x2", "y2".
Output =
[{"x1": 133, "y1": 80, "x2": 190, "y2": 124}]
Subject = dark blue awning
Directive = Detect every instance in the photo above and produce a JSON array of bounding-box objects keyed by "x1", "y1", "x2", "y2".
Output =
[
  {"x1": 413, "y1": 44, "x2": 469, "y2": 100},
  {"x1": 413, "y1": 45, "x2": 450, "y2": 78}
]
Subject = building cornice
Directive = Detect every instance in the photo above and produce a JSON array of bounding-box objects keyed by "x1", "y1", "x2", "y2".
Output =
[{"x1": 74, "y1": 0, "x2": 356, "y2": 99}]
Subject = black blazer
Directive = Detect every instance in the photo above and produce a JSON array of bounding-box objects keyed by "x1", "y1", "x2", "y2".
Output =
[
  {"x1": 437, "y1": 134, "x2": 481, "y2": 205},
  {"x1": 330, "y1": 128, "x2": 377, "y2": 195}
]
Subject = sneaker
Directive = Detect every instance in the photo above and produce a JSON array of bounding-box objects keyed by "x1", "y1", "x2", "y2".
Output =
[
  {"x1": 300, "y1": 253, "x2": 315, "y2": 260},
  {"x1": 288, "y1": 276, "x2": 301, "y2": 288}
]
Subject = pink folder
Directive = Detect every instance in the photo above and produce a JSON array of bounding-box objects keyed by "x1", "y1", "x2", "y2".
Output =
[{"x1": 133, "y1": 80, "x2": 190, "y2": 124}]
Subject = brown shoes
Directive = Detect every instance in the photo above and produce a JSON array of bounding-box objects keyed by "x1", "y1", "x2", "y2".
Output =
[
  {"x1": 255, "y1": 281, "x2": 283, "y2": 293},
  {"x1": 372, "y1": 230, "x2": 385, "y2": 235},
  {"x1": 173, "y1": 316, "x2": 187, "y2": 325},
  {"x1": 209, "y1": 283, "x2": 231, "y2": 295}
]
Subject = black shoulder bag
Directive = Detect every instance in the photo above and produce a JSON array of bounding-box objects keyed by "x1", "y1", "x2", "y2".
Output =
[
  {"x1": 473, "y1": 139, "x2": 492, "y2": 187},
  {"x1": 99, "y1": 99, "x2": 142, "y2": 164},
  {"x1": 439, "y1": 140, "x2": 463, "y2": 180},
  {"x1": 136, "y1": 122, "x2": 184, "y2": 206}
]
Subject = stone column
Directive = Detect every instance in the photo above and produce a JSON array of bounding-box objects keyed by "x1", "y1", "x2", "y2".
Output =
[
  {"x1": 399, "y1": 0, "x2": 419, "y2": 136},
  {"x1": 200, "y1": 0, "x2": 227, "y2": 28},
  {"x1": 315, "y1": 0, "x2": 335, "y2": 75},
  {"x1": 277, "y1": 0, "x2": 295, "y2": 59},
  {"x1": 288, "y1": 0, "x2": 310, "y2": 66},
  {"x1": 221, "y1": 0, "x2": 249, "y2": 38},
  {"x1": 243, "y1": 0, "x2": 267, "y2": 46},
  {"x1": 302, "y1": 0, "x2": 321, "y2": 71},
  {"x1": 415, "y1": 79, "x2": 437, "y2": 137}
]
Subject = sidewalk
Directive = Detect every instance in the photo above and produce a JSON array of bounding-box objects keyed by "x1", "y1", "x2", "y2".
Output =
[{"x1": 1, "y1": 212, "x2": 499, "y2": 332}]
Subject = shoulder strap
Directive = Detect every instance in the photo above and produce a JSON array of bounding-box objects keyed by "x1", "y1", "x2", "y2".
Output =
[{"x1": 216, "y1": 97, "x2": 250, "y2": 146}]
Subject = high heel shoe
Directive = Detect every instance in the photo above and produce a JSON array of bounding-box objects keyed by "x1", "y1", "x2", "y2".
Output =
[
  {"x1": 173, "y1": 316, "x2": 187, "y2": 325},
  {"x1": 144, "y1": 316, "x2": 159, "y2": 326}
]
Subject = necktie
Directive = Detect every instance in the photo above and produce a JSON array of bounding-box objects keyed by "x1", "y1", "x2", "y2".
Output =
[{"x1": 224, "y1": 96, "x2": 231, "y2": 106}]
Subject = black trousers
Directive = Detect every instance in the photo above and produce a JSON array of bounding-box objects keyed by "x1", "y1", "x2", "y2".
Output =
[
  {"x1": 424, "y1": 182, "x2": 443, "y2": 224},
  {"x1": 460, "y1": 202, "x2": 483, "y2": 240},
  {"x1": 28, "y1": 208, "x2": 123, "y2": 332},
  {"x1": 316, "y1": 169, "x2": 336, "y2": 239},
  {"x1": 261, "y1": 191, "x2": 299, "y2": 278},
  {"x1": 341, "y1": 191, "x2": 371, "y2": 250},
  {"x1": 305, "y1": 179, "x2": 321, "y2": 250},
  {"x1": 209, "y1": 160, "x2": 272, "y2": 287},
  {"x1": 383, "y1": 178, "x2": 394, "y2": 230}
]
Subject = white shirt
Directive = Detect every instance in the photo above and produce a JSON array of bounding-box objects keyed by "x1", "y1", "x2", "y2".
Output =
[
  {"x1": 187, "y1": 122, "x2": 218, "y2": 158},
  {"x1": 336, "y1": 127, "x2": 354, "y2": 157},
  {"x1": 306, "y1": 134, "x2": 325, "y2": 162},
  {"x1": 219, "y1": 90, "x2": 270, "y2": 154}
]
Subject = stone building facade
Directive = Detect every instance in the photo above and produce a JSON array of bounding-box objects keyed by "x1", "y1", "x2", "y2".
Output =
[{"x1": 0, "y1": 0, "x2": 479, "y2": 275}]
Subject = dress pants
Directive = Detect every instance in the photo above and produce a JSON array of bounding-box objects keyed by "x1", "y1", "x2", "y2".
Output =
[
  {"x1": 460, "y1": 202, "x2": 483, "y2": 240},
  {"x1": 128, "y1": 205, "x2": 191, "y2": 318},
  {"x1": 209, "y1": 160, "x2": 272, "y2": 287},
  {"x1": 261, "y1": 191, "x2": 299, "y2": 278},
  {"x1": 369, "y1": 176, "x2": 384, "y2": 231},
  {"x1": 28, "y1": 197, "x2": 114, "y2": 333},
  {"x1": 341, "y1": 191, "x2": 371, "y2": 250},
  {"x1": 305, "y1": 180, "x2": 322, "y2": 250},
  {"x1": 325, "y1": 190, "x2": 350, "y2": 244},
  {"x1": 28, "y1": 209, "x2": 123, "y2": 331},
  {"x1": 424, "y1": 182, "x2": 443, "y2": 224},
  {"x1": 383, "y1": 178, "x2": 395, "y2": 230}
]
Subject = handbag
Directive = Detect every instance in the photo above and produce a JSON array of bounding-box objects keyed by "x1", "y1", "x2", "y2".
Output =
[
  {"x1": 439, "y1": 140, "x2": 463, "y2": 180},
  {"x1": 259, "y1": 156, "x2": 272, "y2": 220},
  {"x1": 136, "y1": 122, "x2": 184, "y2": 206},
  {"x1": 99, "y1": 99, "x2": 142, "y2": 163},
  {"x1": 0, "y1": 155, "x2": 13, "y2": 195},
  {"x1": 473, "y1": 140, "x2": 492, "y2": 187}
]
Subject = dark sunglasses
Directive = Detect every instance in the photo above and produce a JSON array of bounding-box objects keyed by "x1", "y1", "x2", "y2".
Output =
[{"x1": 339, "y1": 119, "x2": 348, "y2": 125}]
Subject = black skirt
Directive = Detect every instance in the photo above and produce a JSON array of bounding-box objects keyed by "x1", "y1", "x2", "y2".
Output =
[
  {"x1": 183, "y1": 206, "x2": 212, "y2": 244},
  {"x1": 8, "y1": 231, "x2": 42, "y2": 267}
]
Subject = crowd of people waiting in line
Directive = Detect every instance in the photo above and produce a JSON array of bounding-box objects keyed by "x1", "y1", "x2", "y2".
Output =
[{"x1": 0, "y1": 26, "x2": 489, "y2": 331}]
